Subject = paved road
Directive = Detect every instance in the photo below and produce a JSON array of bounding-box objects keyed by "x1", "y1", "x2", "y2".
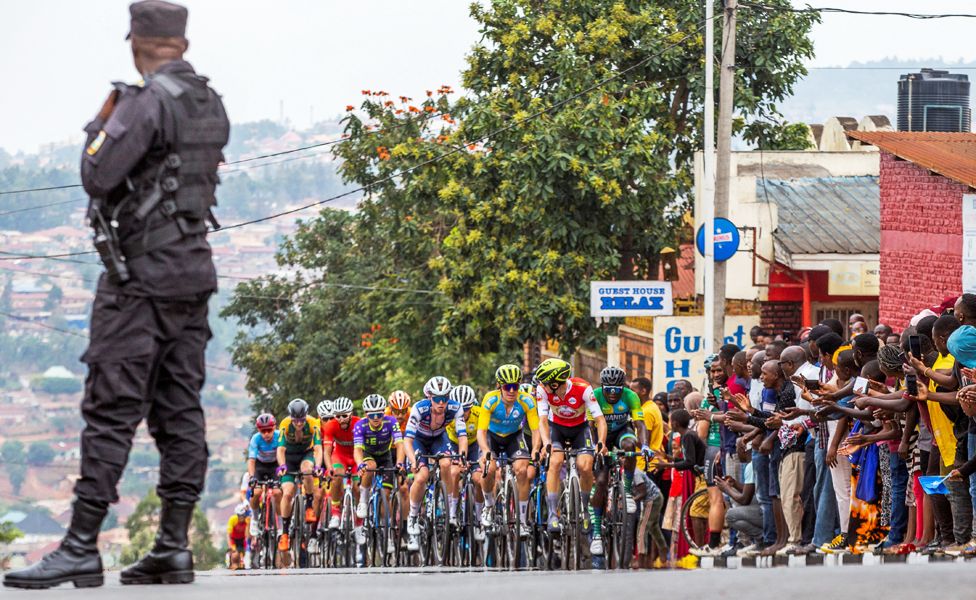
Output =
[{"x1": 3, "y1": 563, "x2": 975, "y2": 599}]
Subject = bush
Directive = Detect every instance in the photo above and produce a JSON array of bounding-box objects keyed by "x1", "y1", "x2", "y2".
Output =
[{"x1": 32, "y1": 376, "x2": 82, "y2": 395}]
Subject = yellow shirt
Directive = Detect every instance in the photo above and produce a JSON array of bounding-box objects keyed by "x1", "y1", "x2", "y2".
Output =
[
  {"x1": 637, "y1": 399, "x2": 664, "y2": 470},
  {"x1": 927, "y1": 352, "x2": 958, "y2": 467},
  {"x1": 448, "y1": 405, "x2": 482, "y2": 445},
  {"x1": 477, "y1": 390, "x2": 539, "y2": 436}
]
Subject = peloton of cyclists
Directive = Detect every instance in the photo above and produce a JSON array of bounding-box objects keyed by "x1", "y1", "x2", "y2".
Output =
[{"x1": 275, "y1": 399, "x2": 323, "y2": 553}]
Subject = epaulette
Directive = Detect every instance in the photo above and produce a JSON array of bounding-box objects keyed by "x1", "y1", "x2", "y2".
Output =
[{"x1": 110, "y1": 80, "x2": 146, "y2": 96}]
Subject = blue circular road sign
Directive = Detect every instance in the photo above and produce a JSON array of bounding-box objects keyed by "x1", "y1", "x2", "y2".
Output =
[{"x1": 696, "y1": 218, "x2": 740, "y2": 262}]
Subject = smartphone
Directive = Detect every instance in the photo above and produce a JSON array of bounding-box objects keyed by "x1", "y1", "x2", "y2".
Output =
[
  {"x1": 804, "y1": 379, "x2": 820, "y2": 391},
  {"x1": 853, "y1": 376, "x2": 869, "y2": 395},
  {"x1": 909, "y1": 335, "x2": 922, "y2": 359},
  {"x1": 906, "y1": 373, "x2": 918, "y2": 397},
  {"x1": 898, "y1": 351, "x2": 908, "y2": 365}
]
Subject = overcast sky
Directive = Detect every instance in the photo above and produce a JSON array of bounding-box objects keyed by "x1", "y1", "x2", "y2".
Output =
[{"x1": 2, "y1": 0, "x2": 976, "y2": 154}]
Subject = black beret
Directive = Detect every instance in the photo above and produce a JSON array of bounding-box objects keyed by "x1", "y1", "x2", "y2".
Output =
[{"x1": 126, "y1": 0, "x2": 187, "y2": 40}]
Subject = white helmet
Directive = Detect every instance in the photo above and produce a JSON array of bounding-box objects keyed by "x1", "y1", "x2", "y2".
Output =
[
  {"x1": 235, "y1": 502, "x2": 250, "y2": 517},
  {"x1": 332, "y1": 396, "x2": 354, "y2": 415},
  {"x1": 450, "y1": 385, "x2": 477, "y2": 409},
  {"x1": 316, "y1": 399, "x2": 333, "y2": 419},
  {"x1": 423, "y1": 376, "x2": 453, "y2": 399},
  {"x1": 362, "y1": 393, "x2": 387, "y2": 413},
  {"x1": 519, "y1": 383, "x2": 534, "y2": 396}
]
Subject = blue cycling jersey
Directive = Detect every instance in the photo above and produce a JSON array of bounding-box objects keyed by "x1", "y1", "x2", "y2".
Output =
[
  {"x1": 404, "y1": 398, "x2": 466, "y2": 439},
  {"x1": 479, "y1": 390, "x2": 538, "y2": 437},
  {"x1": 248, "y1": 430, "x2": 281, "y2": 463}
]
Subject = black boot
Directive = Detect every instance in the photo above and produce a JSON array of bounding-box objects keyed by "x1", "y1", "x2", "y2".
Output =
[
  {"x1": 2, "y1": 498, "x2": 106, "y2": 589},
  {"x1": 120, "y1": 499, "x2": 195, "y2": 585}
]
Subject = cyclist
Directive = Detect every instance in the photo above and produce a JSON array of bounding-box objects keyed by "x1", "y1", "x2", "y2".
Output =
[
  {"x1": 275, "y1": 398, "x2": 322, "y2": 553},
  {"x1": 386, "y1": 390, "x2": 413, "y2": 527},
  {"x1": 317, "y1": 399, "x2": 334, "y2": 424},
  {"x1": 403, "y1": 376, "x2": 467, "y2": 551},
  {"x1": 478, "y1": 364, "x2": 540, "y2": 538},
  {"x1": 226, "y1": 502, "x2": 251, "y2": 570},
  {"x1": 589, "y1": 365, "x2": 650, "y2": 556},
  {"x1": 322, "y1": 397, "x2": 361, "y2": 534},
  {"x1": 354, "y1": 393, "x2": 404, "y2": 553},
  {"x1": 534, "y1": 358, "x2": 606, "y2": 533},
  {"x1": 519, "y1": 381, "x2": 539, "y2": 483},
  {"x1": 448, "y1": 384, "x2": 484, "y2": 538},
  {"x1": 247, "y1": 414, "x2": 282, "y2": 540}
]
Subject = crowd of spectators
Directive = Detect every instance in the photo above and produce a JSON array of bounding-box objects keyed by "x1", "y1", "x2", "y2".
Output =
[{"x1": 630, "y1": 294, "x2": 976, "y2": 563}]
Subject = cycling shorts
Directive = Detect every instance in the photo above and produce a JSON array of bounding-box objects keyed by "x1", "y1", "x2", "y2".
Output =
[
  {"x1": 550, "y1": 422, "x2": 593, "y2": 455},
  {"x1": 606, "y1": 425, "x2": 638, "y2": 452},
  {"x1": 453, "y1": 441, "x2": 481, "y2": 472},
  {"x1": 704, "y1": 446, "x2": 722, "y2": 486},
  {"x1": 253, "y1": 460, "x2": 278, "y2": 484},
  {"x1": 231, "y1": 538, "x2": 246, "y2": 552},
  {"x1": 281, "y1": 450, "x2": 315, "y2": 484},
  {"x1": 412, "y1": 433, "x2": 454, "y2": 469},
  {"x1": 487, "y1": 431, "x2": 529, "y2": 461},
  {"x1": 362, "y1": 451, "x2": 396, "y2": 488},
  {"x1": 332, "y1": 447, "x2": 359, "y2": 477}
]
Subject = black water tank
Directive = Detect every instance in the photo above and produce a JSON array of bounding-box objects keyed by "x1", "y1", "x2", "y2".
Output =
[{"x1": 897, "y1": 69, "x2": 971, "y2": 132}]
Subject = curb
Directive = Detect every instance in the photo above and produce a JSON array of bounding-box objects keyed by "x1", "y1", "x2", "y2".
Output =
[{"x1": 700, "y1": 553, "x2": 975, "y2": 569}]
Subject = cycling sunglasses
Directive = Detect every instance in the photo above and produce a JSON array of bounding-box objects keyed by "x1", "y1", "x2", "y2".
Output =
[
  {"x1": 431, "y1": 396, "x2": 449, "y2": 404},
  {"x1": 366, "y1": 412, "x2": 384, "y2": 420},
  {"x1": 604, "y1": 386, "x2": 623, "y2": 395},
  {"x1": 500, "y1": 383, "x2": 519, "y2": 392}
]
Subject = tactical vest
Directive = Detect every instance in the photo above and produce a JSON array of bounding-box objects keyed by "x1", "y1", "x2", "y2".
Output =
[{"x1": 125, "y1": 71, "x2": 229, "y2": 257}]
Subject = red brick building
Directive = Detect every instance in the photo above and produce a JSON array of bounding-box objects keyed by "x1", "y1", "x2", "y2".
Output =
[{"x1": 848, "y1": 131, "x2": 976, "y2": 329}]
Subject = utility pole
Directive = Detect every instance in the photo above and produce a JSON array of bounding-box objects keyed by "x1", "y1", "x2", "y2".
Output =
[
  {"x1": 713, "y1": 0, "x2": 736, "y2": 351},
  {"x1": 702, "y1": 0, "x2": 716, "y2": 356}
]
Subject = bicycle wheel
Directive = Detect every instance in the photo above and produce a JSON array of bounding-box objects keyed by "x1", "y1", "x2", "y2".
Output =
[
  {"x1": 567, "y1": 476, "x2": 582, "y2": 571},
  {"x1": 459, "y1": 483, "x2": 476, "y2": 567},
  {"x1": 502, "y1": 475, "x2": 521, "y2": 569},
  {"x1": 679, "y1": 488, "x2": 709, "y2": 553},
  {"x1": 527, "y1": 485, "x2": 550, "y2": 570},
  {"x1": 341, "y1": 494, "x2": 356, "y2": 567},
  {"x1": 431, "y1": 479, "x2": 451, "y2": 565},
  {"x1": 291, "y1": 492, "x2": 305, "y2": 568},
  {"x1": 610, "y1": 476, "x2": 631, "y2": 569},
  {"x1": 390, "y1": 487, "x2": 404, "y2": 567}
]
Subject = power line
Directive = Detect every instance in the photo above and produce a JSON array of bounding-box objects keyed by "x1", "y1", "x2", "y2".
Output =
[
  {"x1": 0, "y1": 197, "x2": 86, "y2": 217},
  {"x1": 0, "y1": 184, "x2": 82, "y2": 196},
  {"x1": 0, "y1": 249, "x2": 97, "y2": 262},
  {"x1": 0, "y1": 16, "x2": 715, "y2": 258},
  {"x1": 739, "y1": 2, "x2": 976, "y2": 20}
]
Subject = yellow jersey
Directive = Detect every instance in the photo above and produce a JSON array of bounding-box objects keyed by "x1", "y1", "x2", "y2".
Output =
[{"x1": 448, "y1": 405, "x2": 482, "y2": 445}]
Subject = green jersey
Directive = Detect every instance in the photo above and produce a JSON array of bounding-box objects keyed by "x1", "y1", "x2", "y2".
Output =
[
  {"x1": 699, "y1": 395, "x2": 722, "y2": 447},
  {"x1": 593, "y1": 387, "x2": 644, "y2": 432}
]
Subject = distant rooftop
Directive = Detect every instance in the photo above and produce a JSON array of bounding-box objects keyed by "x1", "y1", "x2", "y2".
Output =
[{"x1": 847, "y1": 131, "x2": 976, "y2": 189}]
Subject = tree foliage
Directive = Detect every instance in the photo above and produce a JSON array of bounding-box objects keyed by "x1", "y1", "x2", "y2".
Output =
[{"x1": 224, "y1": 0, "x2": 817, "y2": 416}]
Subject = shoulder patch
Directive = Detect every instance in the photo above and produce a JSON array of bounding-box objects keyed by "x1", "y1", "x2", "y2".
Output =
[{"x1": 86, "y1": 130, "x2": 107, "y2": 156}]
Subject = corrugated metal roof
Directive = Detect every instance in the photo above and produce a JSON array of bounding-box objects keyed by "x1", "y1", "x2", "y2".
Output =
[
  {"x1": 760, "y1": 176, "x2": 879, "y2": 258},
  {"x1": 847, "y1": 131, "x2": 976, "y2": 189}
]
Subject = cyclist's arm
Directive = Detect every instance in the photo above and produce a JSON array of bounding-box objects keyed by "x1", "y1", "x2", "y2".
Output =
[
  {"x1": 276, "y1": 445, "x2": 285, "y2": 467},
  {"x1": 634, "y1": 420, "x2": 648, "y2": 448},
  {"x1": 226, "y1": 516, "x2": 237, "y2": 546},
  {"x1": 524, "y1": 398, "x2": 541, "y2": 454},
  {"x1": 353, "y1": 445, "x2": 365, "y2": 467},
  {"x1": 476, "y1": 407, "x2": 491, "y2": 455},
  {"x1": 536, "y1": 393, "x2": 552, "y2": 447},
  {"x1": 395, "y1": 438, "x2": 405, "y2": 465},
  {"x1": 322, "y1": 430, "x2": 334, "y2": 468},
  {"x1": 454, "y1": 409, "x2": 468, "y2": 456},
  {"x1": 247, "y1": 458, "x2": 256, "y2": 478},
  {"x1": 313, "y1": 444, "x2": 323, "y2": 470}
]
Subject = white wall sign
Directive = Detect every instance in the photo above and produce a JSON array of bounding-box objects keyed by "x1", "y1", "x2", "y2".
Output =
[
  {"x1": 964, "y1": 194, "x2": 976, "y2": 293},
  {"x1": 651, "y1": 315, "x2": 759, "y2": 393},
  {"x1": 589, "y1": 281, "x2": 673, "y2": 318}
]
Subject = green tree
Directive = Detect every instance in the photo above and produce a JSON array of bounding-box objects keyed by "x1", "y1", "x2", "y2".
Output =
[
  {"x1": 8, "y1": 465, "x2": 26, "y2": 496},
  {"x1": 33, "y1": 376, "x2": 82, "y2": 395},
  {"x1": 741, "y1": 119, "x2": 814, "y2": 150},
  {"x1": 26, "y1": 442, "x2": 55, "y2": 466},
  {"x1": 0, "y1": 521, "x2": 21, "y2": 544},
  {"x1": 121, "y1": 489, "x2": 222, "y2": 570},
  {"x1": 224, "y1": 0, "x2": 817, "y2": 407},
  {"x1": 1, "y1": 440, "x2": 25, "y2": 464}
]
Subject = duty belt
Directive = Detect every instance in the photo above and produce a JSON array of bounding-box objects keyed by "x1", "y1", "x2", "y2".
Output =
[{"x1": 121, "y1": 216, "x2": 208, "y2": 260}]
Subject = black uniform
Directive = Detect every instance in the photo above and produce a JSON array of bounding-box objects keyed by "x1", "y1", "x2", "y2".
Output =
[{"x1": 77, "y1": 59, "x2": 229, "y2": 506}]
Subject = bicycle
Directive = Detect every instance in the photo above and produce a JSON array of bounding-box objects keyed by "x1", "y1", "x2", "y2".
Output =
[
  {"x1": 362, "y1": 465, "x2": 402, "y2": 567},
  {"x1": 248, "y1": 477, "x2": 280, "y2": 569},
  {"x1": 549, "y1": 446, "x2": 588, "y2": 571},
  {"x1": 413, "y1": 452, "x2": 457, "y2": 566},
  {"x1": 599, "y1": 450, "x2": 642, "y2": 569},
  {"x1": 525, "y1": 451, "x2": 552, "y2": 570},
  {"x1": 281, "y1": 469, "x2": 317, "y2": 569},
  {"x1": 324, "y1": 469, "x2": 360, "y2": 568},
  {"x1": 483, "y1": 451, "x2": 523, "y2": 569},
  {"x1": 678, "y1": 465, "x2": 726, "y2": 553},
  {"x1": 452, "y1": 459, "x2": 484, "y2": 567}
]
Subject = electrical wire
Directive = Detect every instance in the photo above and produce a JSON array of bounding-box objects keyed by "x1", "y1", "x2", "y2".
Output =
[{"x1": 739, "y1": 2, "x2": 976, "y2": 20}]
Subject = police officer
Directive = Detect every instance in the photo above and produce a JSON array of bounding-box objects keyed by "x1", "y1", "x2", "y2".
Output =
[{"x1": 3, "y1": 0, "x2": 228, "y2": 590}]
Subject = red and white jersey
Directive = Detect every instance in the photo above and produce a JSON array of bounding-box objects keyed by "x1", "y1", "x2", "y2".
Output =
[{"x1": 535, "y1": 377, "x2": 601, "y2": 427}]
